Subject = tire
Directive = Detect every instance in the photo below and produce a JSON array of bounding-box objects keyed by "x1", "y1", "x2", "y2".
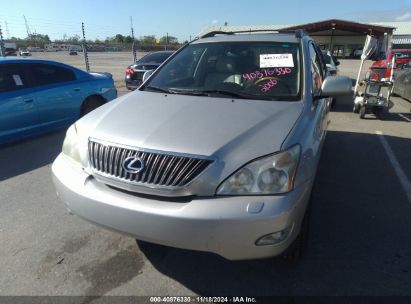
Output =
[
  {"x1": 359, "y1": 106, "x2": 366, "y2": 119},
  {"x1": 331, "y1": 98, "x2": 336, "y2": 108},
  {"x1": 80, "y1": 96, "x2": 105, "y2": 117},
  {"x1": 282, "y1": 196, "x2": 312, "y2": 260},
  {"x1": 375, "y1": 107, "x2": 386, "y2": 119}
]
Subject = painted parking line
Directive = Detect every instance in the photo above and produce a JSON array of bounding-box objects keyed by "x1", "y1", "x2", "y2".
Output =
[
  {"x1": 397, "y1": 113, "x2": 411, "y2": 122},
  {"x1": 376, "y1": 131, "x2": 411, "y2": 204}
]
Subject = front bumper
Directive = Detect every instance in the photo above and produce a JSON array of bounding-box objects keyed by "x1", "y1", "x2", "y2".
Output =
[{"x1": 52, "y1": 153, "x2": 312, "y2": 260}]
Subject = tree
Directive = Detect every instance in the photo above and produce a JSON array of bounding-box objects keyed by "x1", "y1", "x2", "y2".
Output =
[
  {"x1": 159, "y1": 35, "x2": 178, "y2": 45},
  {"x1": 67, "y1": 35, "x2": 81, "y2": 44},
  {"x1": 141, "y1": 35, "x2": 156, "y2": 45},
  {"x1": 115, "y1": 34, "x2": 125, "y2": 43},
  {"x1": 125, "y1": 35, "x2": 133, "y2": 44}
]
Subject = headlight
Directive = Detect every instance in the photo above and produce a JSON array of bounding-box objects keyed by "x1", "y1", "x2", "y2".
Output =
[
  {"x1": 62, "y1": 124, "x2": 81, "y2": 164},
  {"x1": 216, "y1": 145, "x2": 300, "y2": 195}
]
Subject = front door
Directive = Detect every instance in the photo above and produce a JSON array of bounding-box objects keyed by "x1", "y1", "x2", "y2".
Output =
[
  {"x1": 0, "y1": 63, "x2": 39, "y2": 143},
  {"x1": 28, "y1": 63, "x2": 84, "y2": 129}
]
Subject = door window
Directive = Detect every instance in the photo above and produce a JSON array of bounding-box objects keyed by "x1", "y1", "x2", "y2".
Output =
[
  {"x1": 0, "y1": 64, "x2": 29, "y2": 93},
  {"x1": 30, "y1": 63, "x2": 76, "y2": 87},
  {"x1": 309, "y1": 43, "x2": 324, "y2": 94}
]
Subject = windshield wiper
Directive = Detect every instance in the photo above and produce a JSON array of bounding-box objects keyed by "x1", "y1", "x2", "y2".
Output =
[
  {"x1": 144, "y1": 86, "x2": 294, "y2": 101},
  {"x1": 199, "y1": 89, "x2": 285, "y2": 100},
  {"x1": 144, "y1": 85, "x2": 178, "y2": 94}
]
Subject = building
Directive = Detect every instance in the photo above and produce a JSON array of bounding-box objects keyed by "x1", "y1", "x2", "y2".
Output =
[
  {"x1": 199, "y1": 19, "x2": 411, "y2": 58},
  {"x1": 44, "y1": 43, "x2": 82, "y2": 52},
  {"x1": 373, "y1": 21, "x2": 411, "y2": 49}
]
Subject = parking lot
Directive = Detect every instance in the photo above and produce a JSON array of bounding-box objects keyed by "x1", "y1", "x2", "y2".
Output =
[
  {"x1": 0, "y1": 53, "x2": 411, "y2": 298},
  {"x1": 24, "y1": 51, "x2": 150, "y2": 95}
]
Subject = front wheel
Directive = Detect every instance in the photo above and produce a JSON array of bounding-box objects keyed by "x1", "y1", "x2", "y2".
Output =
[
  {"x1": 359, "y1": 106, "x2": 366, "y2": 119},
  {"x1": 80, "y1": 96, "x2": 105, "y2": 117}
]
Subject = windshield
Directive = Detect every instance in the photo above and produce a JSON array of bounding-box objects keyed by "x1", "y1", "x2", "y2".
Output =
[
  {"x1": 322, "y1": 52, "x2": 332, "y2": 64},
  {"x1": 393, "y1": 51, "x2": 411, "y2": 59},
  {"x1": 138, "y1": 52, "x2": 173, "y2": 64},
  {"x1": 143, "y1": 42, "x2": 301, "y2": 100}
]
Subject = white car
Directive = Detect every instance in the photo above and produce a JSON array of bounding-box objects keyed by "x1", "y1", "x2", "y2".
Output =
[
  {"x1": 322, "y1": 50, "x2": 339, "y2": 76},
  {"x1": 19, "y1": 50, "x2": 31, "y2": 56}
]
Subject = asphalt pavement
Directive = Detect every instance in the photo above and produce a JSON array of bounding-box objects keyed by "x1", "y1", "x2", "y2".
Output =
[{"x1": 0, "y1": 59, "x2": 410, "y2": 299}]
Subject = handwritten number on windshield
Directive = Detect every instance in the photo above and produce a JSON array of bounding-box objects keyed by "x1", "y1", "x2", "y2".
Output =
[{"x1": 242, "y1": 68, "x2": 292, "y2": 80}]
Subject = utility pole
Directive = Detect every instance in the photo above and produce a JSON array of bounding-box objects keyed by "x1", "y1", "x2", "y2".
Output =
[
  {"x1": 23, "y1": 15, "x2": 31, "y2": 37},
  {"x1": 5, "y1": 22, "x2": 10, "y2": 39},
  {"x1": 130, "y1": 16, "x2": 137, "y2": 63},
  {"x1": 81, "y1": 22, "x2": 90, "y2": 72},
  {"x1": 165, "y1": 32, "x2": 168, "y2": 50},
  {"x1": 0, "y1": 26, "x2": 5, "y2": 57}
]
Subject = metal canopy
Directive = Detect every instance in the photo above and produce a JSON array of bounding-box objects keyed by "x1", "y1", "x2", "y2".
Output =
[{"x1": 281, "y1": 19, "x2": 395, "y2": 37}]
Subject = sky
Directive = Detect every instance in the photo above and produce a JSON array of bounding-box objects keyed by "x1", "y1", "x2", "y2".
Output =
[{"x1": 2, "y1": 0, "x2": 411, "y2": 42}]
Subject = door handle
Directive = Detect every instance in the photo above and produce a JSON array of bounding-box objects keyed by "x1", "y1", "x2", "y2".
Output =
[
  {"x1": 74, "y1": 88, "x2": 81, "y2": 92},
  {"x1": 23, "y1": 98, "x2": 34, "y2": 103}
]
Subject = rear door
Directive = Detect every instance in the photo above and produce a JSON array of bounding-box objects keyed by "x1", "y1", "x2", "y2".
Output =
[
  {"x1": 27, "y1": 62, "x2": 86, "y2": 128},
  {"x1": 0, "y1": 63, "x2": 39, "y2": 143}
]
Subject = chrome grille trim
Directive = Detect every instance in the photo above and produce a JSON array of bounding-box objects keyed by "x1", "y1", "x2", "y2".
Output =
[{"x1": 88, "y1": 138, "x2": 213, "y2": 188}]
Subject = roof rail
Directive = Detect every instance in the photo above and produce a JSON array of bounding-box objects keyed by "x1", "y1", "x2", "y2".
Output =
[
  {"x1": 200, "y1": 31, "x2": 235, "y2": 38},
  {"x1": 200, "y1": 29, "x2": 308, "y2": 39},
  {"x1": 278, "y1": 29, "x2": 308, "y2": 38}
]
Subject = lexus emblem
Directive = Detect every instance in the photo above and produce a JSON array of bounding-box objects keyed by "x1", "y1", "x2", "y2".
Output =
[{"x1": 122, "y1": 156, "x2": 145, "y2": 174}]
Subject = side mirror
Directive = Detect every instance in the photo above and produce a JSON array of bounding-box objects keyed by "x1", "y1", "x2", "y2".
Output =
[
  {"x1": 142, "y1": 70, "x2": 154, "y2": 82},
  {"x1": 321, "y1": 76, "x2": 352, "y2": 97}
]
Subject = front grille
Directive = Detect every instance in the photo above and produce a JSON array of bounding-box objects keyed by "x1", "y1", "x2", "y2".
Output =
[{"x1": 88, "y1": 139, "x2": 212, "y2": 187}]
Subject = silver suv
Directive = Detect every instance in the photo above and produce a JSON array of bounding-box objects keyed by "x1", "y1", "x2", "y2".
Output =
[{"x1": 52, "y1": 30, "x2": 351, "y2": 260}]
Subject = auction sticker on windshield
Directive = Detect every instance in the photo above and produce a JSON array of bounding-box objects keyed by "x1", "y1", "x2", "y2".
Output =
[{"x1": 260, "y1": 54, "x2": 294, "y2": 68}]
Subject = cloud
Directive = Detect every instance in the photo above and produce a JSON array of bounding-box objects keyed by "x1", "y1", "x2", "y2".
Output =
[
  {"x1": 211, "y1": 20, "x2": 218, "y2": 25},
  {"x1": 396, "y1": 12, "x2": 411, "y2": 21}
]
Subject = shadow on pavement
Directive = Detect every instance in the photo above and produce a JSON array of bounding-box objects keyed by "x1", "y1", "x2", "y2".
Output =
[
  {"x1": 0, "y1": 130, "x2": 65, "y2": 181},
  {"x1": 138, "y1": 130, "x2": 411, "y2": 296},
  {"x1": 332, "y1": 94, "x2": 411, "y2": 122}
]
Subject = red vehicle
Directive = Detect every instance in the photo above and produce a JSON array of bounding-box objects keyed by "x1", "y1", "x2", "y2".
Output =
[{"x1": 370, "y1": 49, "x2": 411, "y2": 80}]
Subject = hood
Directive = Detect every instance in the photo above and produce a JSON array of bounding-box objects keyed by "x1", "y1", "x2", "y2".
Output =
[{"x1": 82, "y1": 91, "x2": 303, "y2": 162}]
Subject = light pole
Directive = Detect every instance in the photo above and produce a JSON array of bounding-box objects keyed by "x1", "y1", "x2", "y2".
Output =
[{"x1": 330, "y1": 22, "x2": 336, "y2": 54}]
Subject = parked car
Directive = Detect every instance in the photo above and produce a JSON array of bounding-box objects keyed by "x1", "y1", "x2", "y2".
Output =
[
  {"x1": 4, "y1": 48, "x2": 17, "y2": 56},
  {"x1": 350, "y1": 48, "x2": 363, "y2": 58},
  {"x1": 321, "y1": 50, "x2": 340, "y2": 107},
  {"x1": 52, "y1": 30, "x2": 351, "y2": 261},
  {"x1": 322, "y1": 50, "x2": 340, "y2": 76},
  {"x1": 392, "y1": 62, "x2": 411, "y2": 101},
  {"x1": 125, "y1": 51, "x2": 174, "y2": 90},
  {"x1": 19, "y1": 49, "x2": 32, "y2": 56},
  {"x1": 69, "y1": 50, "x2": 78, "y2": 55},
  {"x1": 370, "y1": 49, "x2": 411, "y2": 80},
  {"x1": 0, "y1": 58, "x2": 117, "y2": 145}
]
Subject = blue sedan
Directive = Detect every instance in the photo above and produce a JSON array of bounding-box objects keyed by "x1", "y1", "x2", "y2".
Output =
[{"x1": 0, "y1": 58, "x2": 117, "y2": 145}]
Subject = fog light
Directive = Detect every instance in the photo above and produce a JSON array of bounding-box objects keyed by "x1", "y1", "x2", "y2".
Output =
[{"x1": 255, "y1": 225, "x2": 293, "y2": 246}]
